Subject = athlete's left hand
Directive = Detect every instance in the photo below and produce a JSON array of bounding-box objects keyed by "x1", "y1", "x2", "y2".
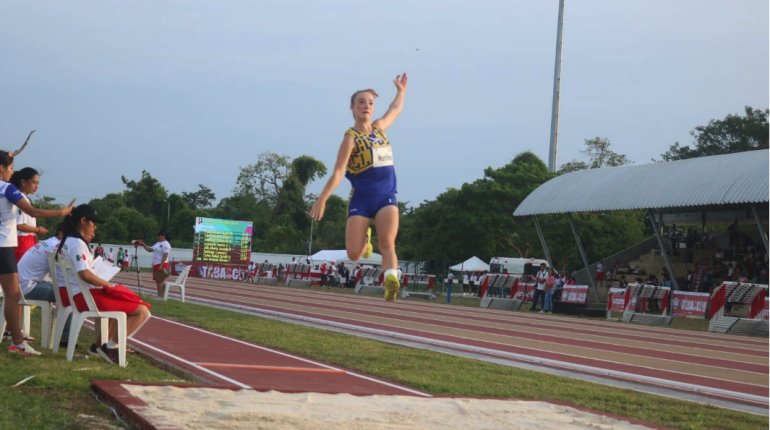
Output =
[
  {"x1": 393, "y1": 73, "x2": 408, "y2": 92},
  {"x1": 310, "y1": 198, "x2": 326, "y2": 221}
]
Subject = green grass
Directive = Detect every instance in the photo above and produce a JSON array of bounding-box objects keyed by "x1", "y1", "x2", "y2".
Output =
[
  {"x1": 0, "y1": 296, "x2": 762, "y2": 429},
  {"x1": 0, "y1": 316, "x2": 188, "y2": 429}
]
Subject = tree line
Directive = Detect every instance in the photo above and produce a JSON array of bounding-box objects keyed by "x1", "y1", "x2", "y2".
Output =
[{"x1": 32, "y1": 106, "x2": 768, "y2": 273}]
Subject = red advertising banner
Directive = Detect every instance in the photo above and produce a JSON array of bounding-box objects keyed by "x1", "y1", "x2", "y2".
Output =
[
  {"x1": 559, "y1": 285, "x2": 589, "y2": 304},
  {"x1": 173, "y1": 261, "x2": 250, "y2": 281},
  {"x1": 511, "y1": 282, "x2": 536, "y2": 302},
  {"x1": 671, "y1": 291, "x2": 710, "y2": 319},
  {"x1": 761, "y1": 297, "x2": 769, "y2": 321},
  {"x1": 607, "y1": 288, "x2": 627, "y2": 312}
]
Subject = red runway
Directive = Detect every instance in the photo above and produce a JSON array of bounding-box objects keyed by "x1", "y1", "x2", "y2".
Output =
[{"x1": 103, "y1": 272, "x2": 768, "y2": 418}]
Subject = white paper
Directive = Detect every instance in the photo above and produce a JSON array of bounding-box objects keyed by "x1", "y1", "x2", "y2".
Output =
[{"x1": 93, "y1": 256, "x2": 120, "y2": 281}]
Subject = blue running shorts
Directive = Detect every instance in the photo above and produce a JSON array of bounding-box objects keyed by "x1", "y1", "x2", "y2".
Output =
[{"x1": 348, "y1": 192, "x2": 398, "y2": 219}]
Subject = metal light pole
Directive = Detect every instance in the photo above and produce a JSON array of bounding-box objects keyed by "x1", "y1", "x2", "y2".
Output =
[
  {"x1": 548, "y1": 0, "x2": 566, "y2": 173},
  {"x1": 307, "y1": 219, "x2": 314, "y2": 257}
]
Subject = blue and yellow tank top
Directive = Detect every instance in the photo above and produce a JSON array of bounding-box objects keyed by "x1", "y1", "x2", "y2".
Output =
[{"x1": 344, "y1": 126, "x2": 397, "y2": 195}]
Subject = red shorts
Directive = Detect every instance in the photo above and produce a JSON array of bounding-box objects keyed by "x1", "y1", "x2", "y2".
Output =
[
  {"x1": 595, "y1": 272, "x2": 605, "y2": 281},
  {"x1": 59, "y1": 285, "x2": 151, "y2": 314},
  {"x1": 15, "y1": 235, "x2": 38, "y2": 262},
  {"x1": 152, "y1": 261, "x2": 168, "y2": 281}
]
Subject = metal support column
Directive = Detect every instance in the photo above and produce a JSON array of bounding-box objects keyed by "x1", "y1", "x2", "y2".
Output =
[
  {"x1": 750, "y1": 204, "x2": 769, "y2": 258},
  {"x1": 533, "y1": 216, "x2": 553, "y2": 268},
  {"x1": 567, "y1": 213, "x2": 596, "y2": 289},
  {"x1": 646, "y1": 209, "x2": 679, "y2": 290}
]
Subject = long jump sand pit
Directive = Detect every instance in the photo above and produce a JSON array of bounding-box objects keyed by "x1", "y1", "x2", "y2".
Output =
[{"x1": 120, "y1": 385, "x2": 657, "y2": 430}]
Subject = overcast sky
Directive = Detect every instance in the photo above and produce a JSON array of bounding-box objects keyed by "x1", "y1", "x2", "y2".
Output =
[{"x1": 1, "y1": 1, "x2": 767, "y2": 209}]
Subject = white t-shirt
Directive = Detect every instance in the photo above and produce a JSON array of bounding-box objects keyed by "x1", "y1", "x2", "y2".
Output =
[
  {"x1": 16, "y1": 196, "x2": 37, "y2": 237},
  {"x1": 0, "y1": 181, "x2": 24, "y2": 247},
  {"x1": 18, "y1": 236, "x2": 60, "y2": 295},
  {"x1": 57, "y1": 236, "x2": 97, "y2": 294},
  {"x1": 536, "y1": 269, "x2": 549, "y2": 291},
  {"x1": 152, "y1": 240, "x2": 172, "y2": 265}
]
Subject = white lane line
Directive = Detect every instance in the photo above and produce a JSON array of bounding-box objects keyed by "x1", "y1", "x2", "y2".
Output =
[
  {"x1": 130, "y1": 337, "x2": 252, "y2": 390},
  {"x1": 154, "y1": 316, "x2": 432, "y2": 398},
  {"x1": 81, "y1": 319, "x2": 251, "y2": 389},
  {"x1": 181, "y1": 295, "x2": 768, "y2": 407}
]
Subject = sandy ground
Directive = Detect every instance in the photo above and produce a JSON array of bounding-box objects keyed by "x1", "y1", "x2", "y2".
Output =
[{"x1": 123, "y1": 385, "x2": 655, "y2": 430}]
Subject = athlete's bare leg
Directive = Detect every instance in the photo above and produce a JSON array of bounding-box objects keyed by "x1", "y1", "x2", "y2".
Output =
[
  {"x1": 374, "y1": 205, "x2": 399, "y2": 270},
  {"x1": 346, "y1": 215, "x2": 371, "y2": 261}
]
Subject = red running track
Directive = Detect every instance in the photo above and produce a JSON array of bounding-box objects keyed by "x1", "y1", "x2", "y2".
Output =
[{"x1": 113, "y1": 272, "x2": 768, "y2": 412}]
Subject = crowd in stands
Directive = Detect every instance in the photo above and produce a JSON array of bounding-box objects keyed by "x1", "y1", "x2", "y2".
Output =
[{"x1": 611, "y1": 222, "x2": 768, "y2": 293}]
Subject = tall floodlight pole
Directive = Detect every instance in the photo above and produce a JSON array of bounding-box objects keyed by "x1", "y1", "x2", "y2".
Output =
[{"x1": 548, "y1": 0, "x2": 566, "y2": 173}]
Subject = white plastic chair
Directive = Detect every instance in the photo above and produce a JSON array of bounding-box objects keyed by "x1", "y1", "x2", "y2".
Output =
[
  {"x1": 47, "y1": 254, "x2": 74, "y2": 352},
  {"x1": 0, "y1": 283, "x2": 55, "y2": 349},
  {"x1": 52, "y1": 255, "x2": 127, "y2": 367},
  {"x1": 164, "y1": 265, "x2": 191, "y2": 303}
]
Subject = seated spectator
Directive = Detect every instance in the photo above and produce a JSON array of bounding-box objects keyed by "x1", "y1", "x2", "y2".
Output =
[
  {"x1": 55, "y1": 204, "x2": 152, "y2": 365},
  {"x1": 17, "y1": 225, "x2": 72, "y2": 345}
]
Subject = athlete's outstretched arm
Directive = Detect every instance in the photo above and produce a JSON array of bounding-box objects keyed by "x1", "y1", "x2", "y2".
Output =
[
  {"x1": 373, "y1": 73, "x2": 408, "y2": 131},
  {"x1": 310, "y1": 134, "x2": 355, "y2": 221}
]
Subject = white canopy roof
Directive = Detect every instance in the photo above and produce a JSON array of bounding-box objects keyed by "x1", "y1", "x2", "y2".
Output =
[
  {"x1": 514, "y1": 149, "x2": 769, "y2": 216},
  {"x1": 310, "y1": 249, "x2": 382, "y2": 266},
  {"x1": 449, "y1": 256, "x2": 490, "y2": 272}
]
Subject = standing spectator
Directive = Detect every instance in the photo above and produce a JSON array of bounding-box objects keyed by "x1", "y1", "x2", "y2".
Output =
[
  {"x1": 338, "y1": 263, "x2": 348, "y2": 288},
  {"x1": 532, "y1": 263, "x2": 548, "y2": 312},
  {"x1": 553, "y1": 271, "x2": 566, "y2": 301},
  {"x1": 469, "y1": 273, "x2": 478, "y2": 296},
  {"x1": 94, "y1": 243, "x2": 104, "y2": 259},
  {"x1": 319, "y1": 262, "x2": 328, "y2": 286},
  {"x1": 542, "y1": 268, "x2": 556, "y2": 314},
  {"x1": 445, "y1": 272, "x2": 454, "y2": 304},
  {"x1": 462, "y1": 272, "x2": 469, "y2": 295},
  {"x1": 117, "y1": 247, "x2": 125, "y2": 267},
  {"x1": 107, "y1": 247, "x2": 114, "y2": 264},
  {"x1": 595, "y1": 261, "x2": 605, "y2": 289},
  {"x1": 136, "y1": 231, "x2": 172, "y2": 297},
  {"x1": 12, "y1": 167, "x2": 48, "y2": 261},
  {"x1": 122, "y1": 250, "x2": 130, "y2": 271},
  {"x1": 0, "y1": 151, "x2": 73, "y2": 356}
]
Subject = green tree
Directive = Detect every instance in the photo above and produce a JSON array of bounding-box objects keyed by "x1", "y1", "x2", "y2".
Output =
[
  {"x1": 121, "y1": 171, "x2": 168, "y2": 225},
  {"x1": 181, "y1": 184, "x2": 216, "y2": 210},
  {"x1": 310, "y1": 194, "x2": 347, "y2": 252},
  {"x1": 400, "y1": 152, "x2": 552, "y2": 267},
  {"x1": 106, "y1": 207, "x2": 159, "y2": 244},
  {"x1": 168, "y1": 206, "x2": 197, "y2": 247},
  {"x1": 233, "y1": 152, "x2": 291, "y2": 205},
  {"x1": 88, "y1": 193, "x2": 126, "y2": 221},
  {"x1": 660, "y1": 106, "x2": 769, "y2": 161},
  {"x1": 559, "y1": 137, "x2": 630, "y2": 173},
  {"x1": 31, "y1": 195, "x2": 68, "y2": 235},
  {"x1": 273, "y1": 156, "x2": 327, "y2": 232}
]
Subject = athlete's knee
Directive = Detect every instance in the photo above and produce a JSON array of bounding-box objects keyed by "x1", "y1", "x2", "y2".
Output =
[
  {"x1": 347, "y1": 247, "x2": 363, "y2": 261},
  {"x1": 378, "y1": 239, "x2": 396, "y2": 254}
]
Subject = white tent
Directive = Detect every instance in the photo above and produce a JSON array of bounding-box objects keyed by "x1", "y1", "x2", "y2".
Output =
[
  {"x1": 310, "y1": 249, "x2": 382, "y2": 266},
  {"x1": 449, "y1": 256, "x2": 489, "y2": 272}
]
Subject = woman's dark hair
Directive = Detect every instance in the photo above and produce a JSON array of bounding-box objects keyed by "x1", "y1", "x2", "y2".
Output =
[
  {"x1": 0, "y1": 151, "x2": 14, "y2": 168},
  {"x1": 10, "y1": 167, "x2": 39, "y2": 188},
  {"x1": 54, "y1": 213, "x2": 87, "y2": 260}
]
